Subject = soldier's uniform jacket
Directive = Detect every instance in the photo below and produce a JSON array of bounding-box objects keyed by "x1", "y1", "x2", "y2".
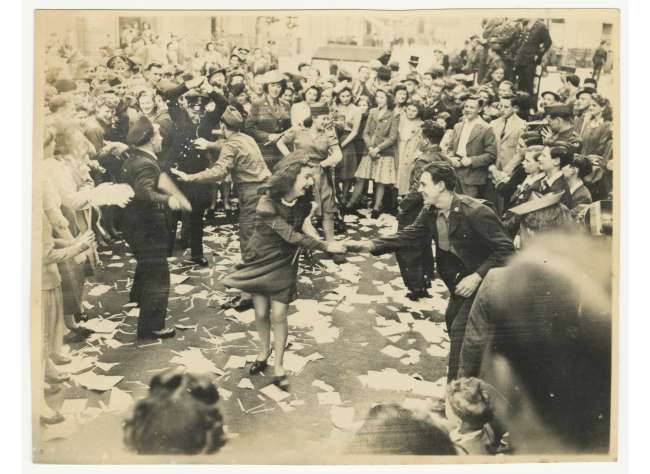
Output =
[
  {"x1": 159, "y1": 83, "x2": 228, "y2": 203},
  {"x1": 514, "y1": 20, "x2": 552, "y2": 66},
  {"x1": 372, "y1": 193, "x2": 514, "y2": 278},
  {"x1": 120, "y1": 148, "x2": 170, "y2": 233}
]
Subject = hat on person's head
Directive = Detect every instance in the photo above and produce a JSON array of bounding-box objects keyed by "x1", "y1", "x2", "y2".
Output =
[
  {"x1": 544, "y1": 104, "x2": 573, "y2": 119},
  {"x1": 297, "y1": 62, "x2": 310, "y2": 72},
  {"x1": 126, "y1": 115, "x2": 155, "y2": 146},
  {"x1": 238, "y1": 47, "x2": 250, "y2": 56},
  {"x1": 408, "y1": 55, "x2": 419, "y2": 66},
  {"x1": 576, "y1": 87, "x2": 595, "y2": 99},
  {"x1": 221, "y1": 105, "x2": 244, "y2": 130},
  {"x1": 378, "y1": 51, "x2": 391, "y2": 66},
  {"x1": 54, "y1": 78, "x2": 77, "y2": 93},
  {"x1": 230, "y1": 52, "x2": 242, "y2": 62},
  {"x1": 541, "y1": 90, "x2": 561, "y2": 101},
  {"x1": 185, "y1": 90, "x2": 209, "y2": 110},
  {"x1": 310, "y1": 104, "x2": 330, "y2": 117},
  {"x1": 377, "y1": 66, "x2": 392, "y2": 82},
  {"x1": 204, "y1": 65, "x2": 227, "y2": 78},
  {"x1": 404, "y1": 74, "x2": 420, "y2": 86},
  {"x1": 230, "y1": 82, "x2": 247, "y2": 97},
  {"x1": 389, "y1": 60, "x2": 400, "y2": 72},
  {"x1": 509, "y1": 191, "x2": 565, "y2": 216},
  {"x1": 262, "y1": 69, "x2": 285, "y2": 85}
]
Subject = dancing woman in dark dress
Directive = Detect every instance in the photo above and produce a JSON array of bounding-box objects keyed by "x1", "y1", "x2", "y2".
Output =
[{"x1": 222, "y1": 152, "x2": 347, "y2": 389}]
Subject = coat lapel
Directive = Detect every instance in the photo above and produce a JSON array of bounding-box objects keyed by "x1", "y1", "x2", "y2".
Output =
[
  {"x1": 466, "y1": 122, "x2": 483, "y2": 145},
  {"x1": 447, "y1": 196, "x2": 463, "y2": 237}
]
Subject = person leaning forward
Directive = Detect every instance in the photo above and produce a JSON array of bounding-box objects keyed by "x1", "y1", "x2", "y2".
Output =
[
  {"x1": 348, "y1": 162, "x2": 514, "y2": 380},
  {"x1": 173, "y1": 106, "x2": 271, "y2": 312}
]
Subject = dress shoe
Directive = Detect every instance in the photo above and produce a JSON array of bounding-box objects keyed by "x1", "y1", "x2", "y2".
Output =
[
  {"x1": 371, "y1": 209, "x2": 381, "y2": 219},
  {"x1": 271, "y1": 374, "x2": 289, "y2": 391},
  {"x1": 50, "y1": 354, "x2": 71, "y2": 365},
  {"x1": 191, "y1": 256, "x2": 209, "y2": 267},
  {"x1": 137, "y1": 327, "x2": 176, "y2": 340},
  {"x1": 74, "y1": 312, "x2": 89, "y2": 323},
  {"x1": 406, "y1": 289, "x2": 430, "y2": 301},
  {"x1": 331, "y1": 253, "x2": 347, "y2": 265},
  {"x1": 62, "y1": 327, "x2": 93, "y2": 344},
  {"x1": 40, "y1": 412, "x2": 65, "y2": 425},
  {"x1": 220, "y1": 295, "x2": 253, "y2": 312}
]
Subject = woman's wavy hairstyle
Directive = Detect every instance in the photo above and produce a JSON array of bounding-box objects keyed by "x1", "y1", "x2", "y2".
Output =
[{"x1": 258, "y1": 151, "x2": 314, "y2": 201}]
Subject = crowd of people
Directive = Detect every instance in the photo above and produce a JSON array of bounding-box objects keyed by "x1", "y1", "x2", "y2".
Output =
[{"x1": 39, "y1": 17, "x2": 614, "y2": 457}]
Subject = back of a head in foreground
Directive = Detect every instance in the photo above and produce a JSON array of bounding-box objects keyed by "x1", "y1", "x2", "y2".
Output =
[
  {"x1": 123, "y1": 369, "x2": 226, "y2": 455},
  {"x1": 351, "y1": 404, "x2": 457, "y2": 456},
  {"x1": 479, "y1": 232, "x2": 613, "y2": 454}
]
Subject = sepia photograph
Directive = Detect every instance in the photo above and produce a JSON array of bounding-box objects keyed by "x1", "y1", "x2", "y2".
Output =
[{"x1": 29, "y1": 4, "x2": 619, "y2": 466}]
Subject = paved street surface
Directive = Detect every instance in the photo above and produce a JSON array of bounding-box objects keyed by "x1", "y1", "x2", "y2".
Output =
[{"x1": 35, "y1": 208, "x2": 453, "y2": 464}]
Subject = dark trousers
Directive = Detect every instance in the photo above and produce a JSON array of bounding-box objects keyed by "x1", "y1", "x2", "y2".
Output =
[
  {"x1": 170, "y1": 199, "x2": 208, "y2": 258},
  {"x1": 124, "y1": 221, "x2": 171, "y2": 336},
  {"x1": 437, "y1": 248, "x2": 478, "y2": 381},
  {"x1": 515, "y1": 61, "x2": 537, "y2": 97},
  {"x1": 592, "y1": 63, "x2": 603, "y2": 82},
  {"x1": 395, "y1": 198, "x2": 434, "y2": 292}
]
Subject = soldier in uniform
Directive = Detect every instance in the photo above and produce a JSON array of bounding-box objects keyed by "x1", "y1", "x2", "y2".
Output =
[
  {"x1": 174, "y1": 106, "x2": 272, "y2": 312},
  {"x1": 349, "y1": 162, "x2": 514, "y2": 380},
  {"x1": 159, "y1": 75, "x2": 228, "y2": 266},
  {"x1": 121, "y1": 116, "x2": 190, "y2": 340},
  {"x1": 513, "y1": 18, "x2": 552, "y2": 97},
  {"x1": 245, "y1": 70, "x2": 292, "y2": 170}
]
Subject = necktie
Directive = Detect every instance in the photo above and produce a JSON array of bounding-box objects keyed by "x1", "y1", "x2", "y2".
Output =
[
  {"x1": 501, "y1": 117, "x2": 509, "y2": 140},
  {"x1": 436, "y1": 212, "x2": 451, "y2": 252}
]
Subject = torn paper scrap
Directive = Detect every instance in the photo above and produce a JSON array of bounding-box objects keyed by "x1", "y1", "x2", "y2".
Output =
[
  {"x1": 73, "y1": 372, "x2": 124, "y2": 391},
  {"x1": 312, "y1": 380, "x2": 335, "y2": 392},
  {"x1": 317, "y1": 391, "x2": 342, "y2": 406},
  {"x1": 260, "y1": 384, "x2": 291, "y2": 402},
  {"x1": 224, "y1": 355, "x2": 248, "y2": 370},
  {"x1": 88, "y1": 285, "x2": 112, "y2": 297},
  {"x1": 106, "y1": 388, "x2": 134, "y2": 413},
  {"x1": 237, "y1": 378, "x2": 255, "y2": 390}
]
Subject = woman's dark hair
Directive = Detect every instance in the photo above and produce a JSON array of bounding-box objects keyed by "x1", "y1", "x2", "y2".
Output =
[
  {"x1": 393, "y1": 84, "x2": 409, "y2": 106},
  {"x1": 404, "y1": 100, "x2": 423, "y2": 119},
  {"x1": 259, "y1": 152, "x2": 313, "y2": 201},
  {"x1": 302, "y1": 85, "x2": 322, "y2": 103},
  {"x1": 572, "y1": 154, "x2": 594, "y2": 180},
  {"x1": 549, "y1": 143, "x2": 575, "y2": 168},
  {"x1": 123, "y1": 370, "x2": 226, "y2": 455},
  {"x1": 135, "y1": 89, "x2": 158, "y2": 113},
  {"x1": 375, "y1": 89, "x2": 395, "y2": 110},
  {"x1": 352, "y1": 404, "x2": 457, "y2": 455},
  {"x1": 422, "y1": 161, "x2": 457, "y2": 191},
  {"x1": 421, "y1": 120, "x2": 445, "y2": 144},
  {"x1": 334, "y1": 86, "x2": 354, "y2": 105},
  {"x1": 591, "y1": 94, "x2": 613, "y2": 121}
]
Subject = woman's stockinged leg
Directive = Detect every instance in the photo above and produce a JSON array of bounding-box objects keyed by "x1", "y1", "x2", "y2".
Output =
[
  {"x1": 270, "y1": 300, "x2": 289, "y2": 376},
  {"x1": 322, "y1": 214, "x2": 335, "y2": 242},
  {"x1": 252, "y1": 294, "x2": 271, "y2": 361},
  {"x1": 374, "y1": 183, "x2": 385, "y2": 211},
  {"x1": 347, "y1": 178, "x2": 366, "y2": 207}
]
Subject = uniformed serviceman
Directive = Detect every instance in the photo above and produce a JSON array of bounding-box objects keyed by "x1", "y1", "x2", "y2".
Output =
[
  {"x1": 121, "y1": 115, "x2": 191, "y2": 340},
  {"x1": 348, "y1": 162, "x2": 514, "y2": 380},
  {"x1": 160, "y1": 75, "x2": 228, "y2": 266},
  {"x1": 174, "y1": 106, "x2": 272, "y2": 312}
]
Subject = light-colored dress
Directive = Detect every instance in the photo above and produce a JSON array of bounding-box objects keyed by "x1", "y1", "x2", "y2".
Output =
[
  {"x1": 354, "y1": 107, "x2": 399, "y2": 185},
  {"x1": 396, "y1": 118, "x2": 423, "y2": 195}
]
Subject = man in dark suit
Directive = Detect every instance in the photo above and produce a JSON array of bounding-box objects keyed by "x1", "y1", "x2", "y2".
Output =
[
  {"x1": 543, "y1": 104, "x2": 582, "y2": 148},
  {"x1": 514, "y1": 18, "x2": 552, "y2": 97},
  {"x1": 537, "y1": 142, "x2": 574, "y2": 208},
  {"x1": 349, "y1": 162, "x2": 514, "y2": 380},
  {"x1": 446, "y1": 96, "x2": 498, "y2": 201},
  {"x1": 121, "y1": 116, "x2": 190, "y2": 339}
]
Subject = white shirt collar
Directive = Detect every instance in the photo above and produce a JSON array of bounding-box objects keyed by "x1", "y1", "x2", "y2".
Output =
[
  {"x1": 523, "y1": 171, "x2": 546, "y2": 186},
  {"x1": 546, "y1": 170, "x2": 564, "y2": 186},
  {"x1": 569, "y1": 180, "x2": 583, "y2": 195}
]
